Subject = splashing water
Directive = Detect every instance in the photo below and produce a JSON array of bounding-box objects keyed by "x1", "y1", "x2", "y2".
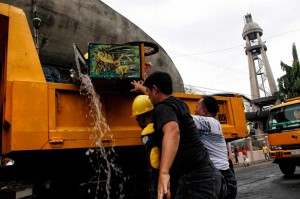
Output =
[{"x1": 80, "y1": 74, "x2": 125, "y2": 199}]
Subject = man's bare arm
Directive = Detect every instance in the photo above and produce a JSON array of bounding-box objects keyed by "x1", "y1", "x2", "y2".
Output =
[{"x1": 157, "y1": 121, "x2": 180, "y2": 199}]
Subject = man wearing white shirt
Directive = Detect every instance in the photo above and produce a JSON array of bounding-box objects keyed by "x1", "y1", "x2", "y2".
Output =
[{"x1": 193, "y1": 96, "x2": 237, "y2": 199}]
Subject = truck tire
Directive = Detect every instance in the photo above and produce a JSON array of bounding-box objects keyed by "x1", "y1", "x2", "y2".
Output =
[{"x1": 279, "y1": 162, "x2": 296, "y2": 176}]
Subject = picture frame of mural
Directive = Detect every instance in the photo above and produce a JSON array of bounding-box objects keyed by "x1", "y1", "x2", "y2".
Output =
[{"x1": 88, "y1": 43, "x2": 142, "y2": 79}]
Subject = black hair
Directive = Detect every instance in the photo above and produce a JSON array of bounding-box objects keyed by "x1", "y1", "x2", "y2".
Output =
[
  {"x1": 143, "y1": 71, "x2": 173, "y2": 94},
  {"x1": 202, "y1": 96, "x2": 219, "y2": 116}
]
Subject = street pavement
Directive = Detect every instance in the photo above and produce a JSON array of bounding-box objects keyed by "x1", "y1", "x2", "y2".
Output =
[
  {"x1": 233, "y1": 158, "x2": 274, "y2": 172},
  {"x1": 234, "y1": 158, "x2": 300, "y2": 199}
]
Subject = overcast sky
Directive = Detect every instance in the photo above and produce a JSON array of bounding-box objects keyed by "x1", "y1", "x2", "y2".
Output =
[{"x1": 102, "y1": 0, "x2": 300, "y2": 99}]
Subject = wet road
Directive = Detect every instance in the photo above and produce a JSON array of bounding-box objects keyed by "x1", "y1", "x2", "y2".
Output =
[{"x1": 234, "y1": 160, "x2": 300, "y2": 199}]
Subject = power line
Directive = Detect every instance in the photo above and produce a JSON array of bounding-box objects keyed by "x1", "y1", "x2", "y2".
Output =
[
  {"x1": 168, "y1": 48, "x2": 248, "y2": 74},
  {"x1": 174, "y1": 82, "x2": 254, "y2": 99},
  {"x1": 172, "y1": 45, "x2": 244, "y2": 57},
  {"x1": 265, "y1": 28, "x2": 300, "y2": 40},
  {"x1": 168, "y1": 28, "x2": 300, "y2": 58}
]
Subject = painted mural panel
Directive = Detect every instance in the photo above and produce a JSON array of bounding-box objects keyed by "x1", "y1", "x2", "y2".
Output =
[{"x1": 89, "y1": 43, "x2": 141, "y2": 79}]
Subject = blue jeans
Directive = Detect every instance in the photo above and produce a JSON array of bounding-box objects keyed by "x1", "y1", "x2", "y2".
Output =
[
  {"x1": 173, "y1": 164, "x2": 222, "y2": 199},
  {"x1": 264, "y1": 153, "x2": 269, "y2": 160},
  {"x1": 220, "y1": 168, "x2": 237, "y2": 199}
]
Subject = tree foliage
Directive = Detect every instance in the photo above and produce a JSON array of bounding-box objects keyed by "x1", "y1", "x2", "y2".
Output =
[{"x1": 277, "y1": 43, "x2": 300, "y2": 100}]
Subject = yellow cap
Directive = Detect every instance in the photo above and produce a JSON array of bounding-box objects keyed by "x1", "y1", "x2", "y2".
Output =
[{"x1": 132, "y1": 95, "x2": 154, "y2": 117}]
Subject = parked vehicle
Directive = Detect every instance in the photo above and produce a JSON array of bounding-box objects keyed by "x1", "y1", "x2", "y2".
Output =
[{"x1": 266, "y1": 96, "x2": 300, "y2": 176}]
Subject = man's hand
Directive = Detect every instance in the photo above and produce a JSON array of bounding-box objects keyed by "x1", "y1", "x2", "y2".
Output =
[
  {"x1": 157, "y1": 172, "x2": 171, "y2": 199},
  {"x1": 130, "y1": 80, "x2": 147, "y2": 94}
]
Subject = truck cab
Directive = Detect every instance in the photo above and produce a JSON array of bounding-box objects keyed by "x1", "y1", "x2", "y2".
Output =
[{"x1": 266, "y1": 97, "x2": 300, "y2": 176}]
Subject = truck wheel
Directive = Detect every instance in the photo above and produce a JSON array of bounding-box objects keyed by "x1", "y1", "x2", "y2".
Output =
[{"x1": 279, "y1": 162, "x2": 296, "y2": 176}]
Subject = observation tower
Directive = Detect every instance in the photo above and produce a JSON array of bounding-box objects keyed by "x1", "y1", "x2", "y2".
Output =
[{"x1": 242, "y1": 14, "x2": 277, "y2": 100}]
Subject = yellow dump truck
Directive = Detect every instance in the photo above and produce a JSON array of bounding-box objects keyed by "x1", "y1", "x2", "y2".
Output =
[
  {"x1": 266, "y1": 96, "x2": 300, "y2": 176},
  {"x1": 0, "y1": 3, "x2": 247, "y2": 198}
]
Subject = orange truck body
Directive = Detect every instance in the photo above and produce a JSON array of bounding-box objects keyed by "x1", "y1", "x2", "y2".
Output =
[
  {"x1": 0, "y1": 4, "x2": 248, "y2": 198},
  {"x1": 0, "y1": 3, "x2": 247, "y2": 155}
]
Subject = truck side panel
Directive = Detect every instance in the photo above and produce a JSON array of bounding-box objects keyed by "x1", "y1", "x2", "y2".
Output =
[
  {"x1": 5, "y1": 81, "x2": 143, "y2": 152},
  {"x1": 3, "y1": 87, "x2": 248, "y2": 153},
  {"x1": 229, "y1": 96, "x2": 248, "y2": 139},
  {"x1": 11, "y1": 81, "x2": 48, "y2": 151}
]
